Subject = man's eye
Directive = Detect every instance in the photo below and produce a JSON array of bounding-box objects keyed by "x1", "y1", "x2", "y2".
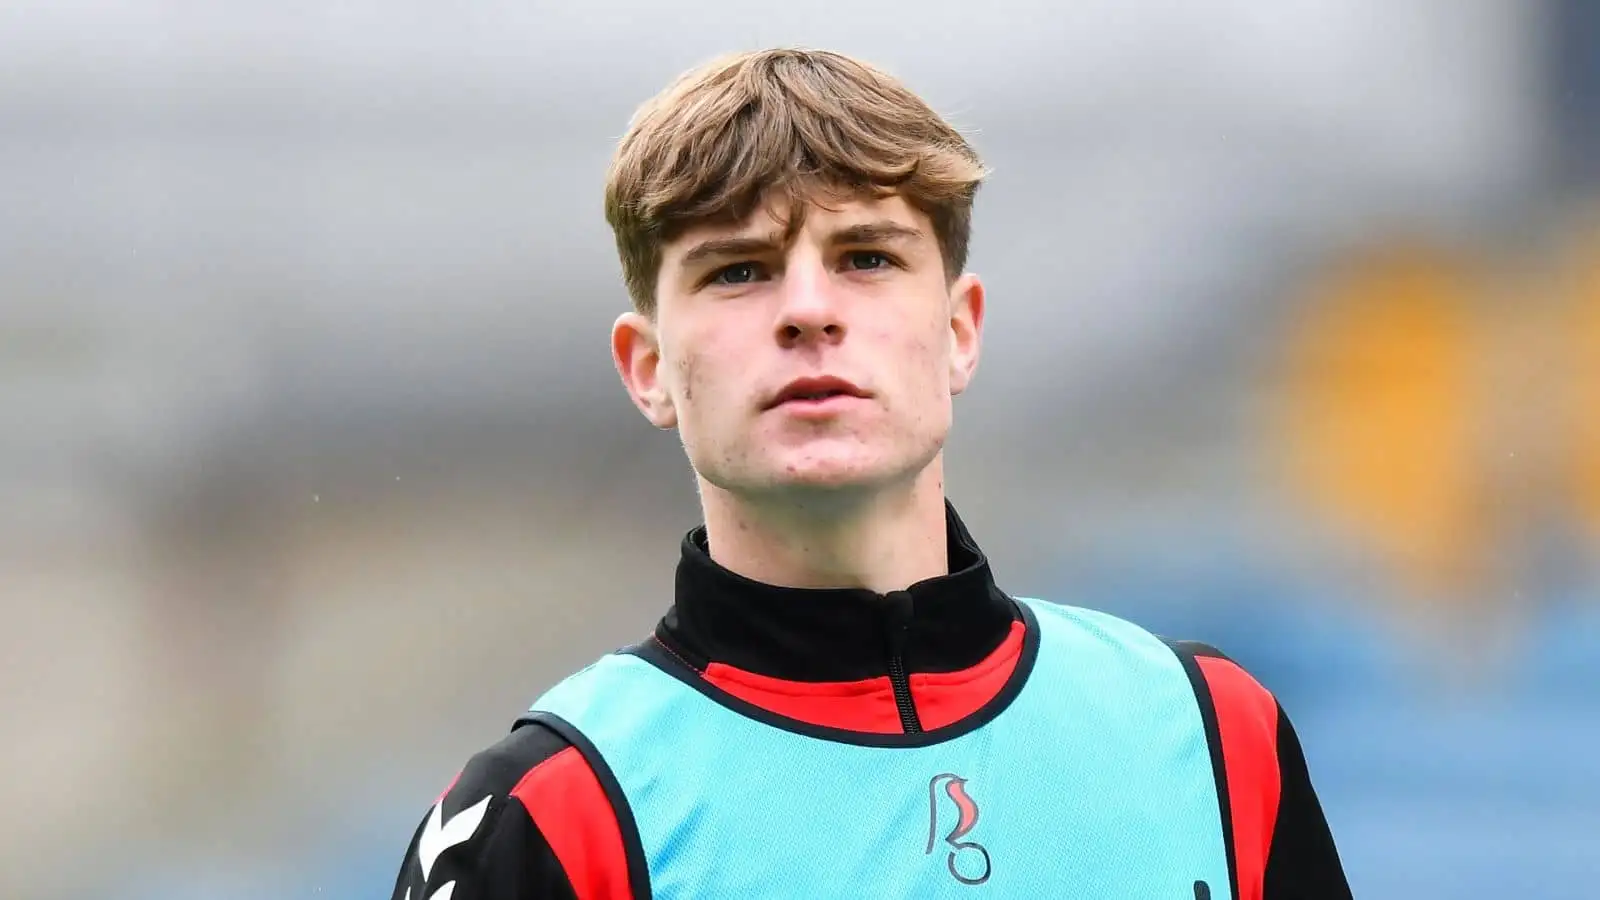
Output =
[
  {"x1": 710, "y1": 262, "x2": 765, "y2": 285},
  {"x1": 844, "y1": 251, "x2": 892, "y2": 271}
]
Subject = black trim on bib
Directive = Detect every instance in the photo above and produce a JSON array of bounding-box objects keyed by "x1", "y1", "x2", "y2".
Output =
[
  {"x1": 516, "y1": 711, "x2": 655, "y2": 900},
  {"x1": 623, "y1": 599, "x2": 1042, "y2": 749},
  {"x1": 1164, "y1": 639, "x2": 1240, "y2": 900}
]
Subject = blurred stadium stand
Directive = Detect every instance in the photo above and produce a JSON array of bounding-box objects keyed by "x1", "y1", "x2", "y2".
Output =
[{"x1": 2, "y1": 1, "x2": 1597, "y2": 897}]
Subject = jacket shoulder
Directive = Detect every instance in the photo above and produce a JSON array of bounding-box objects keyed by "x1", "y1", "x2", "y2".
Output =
[
  {"x1": 443, "y1": 719, "x2": 578, "y2": 807},
  {"x1": 388, "y1": 721, "x2": 583, "y2": 900}
]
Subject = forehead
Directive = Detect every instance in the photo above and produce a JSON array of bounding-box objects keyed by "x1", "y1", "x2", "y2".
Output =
[{"x1": 664, "y1": 191, "x2": 932, "y2": 256}]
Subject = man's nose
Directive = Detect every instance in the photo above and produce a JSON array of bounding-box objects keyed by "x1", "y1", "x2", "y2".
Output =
[{"x1": 774, "y1": 254, "x2": 845, "y2": 348}]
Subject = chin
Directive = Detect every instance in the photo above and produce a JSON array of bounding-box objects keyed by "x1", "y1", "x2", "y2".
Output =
[
  {"x1": 697, "y1": 454, "x2": 883, "y2": 498},
  {"x1": 761, "y1": 446, "x2": 921, "y2": 496},
  {"x1": 773, "y1": 462, "x2": 883, "y2": 492},
  {"x1": 694, "y1": 433, "x2": 942, "y2": 500}
]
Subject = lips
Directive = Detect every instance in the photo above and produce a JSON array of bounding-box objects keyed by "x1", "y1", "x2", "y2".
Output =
[{"x1": 767, "y1": 376, "x2": 868, "y2": 409}]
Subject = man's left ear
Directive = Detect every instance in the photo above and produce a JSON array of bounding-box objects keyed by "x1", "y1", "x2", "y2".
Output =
[{"x1": 948, "y1": 273, "x2": 985, "y2": 395}]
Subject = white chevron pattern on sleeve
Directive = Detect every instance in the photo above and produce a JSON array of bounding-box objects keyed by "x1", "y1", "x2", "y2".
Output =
[
  {"x1": 405, "y1": 882, "x2": 456, "y2": 900},
  {"x1": 418, "y1": 794, "x2": 493, "y2": 880}
]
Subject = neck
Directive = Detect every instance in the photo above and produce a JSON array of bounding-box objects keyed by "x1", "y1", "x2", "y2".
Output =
[{"x1": 697, "y1": 460, "x2": 951, "y2": 594}]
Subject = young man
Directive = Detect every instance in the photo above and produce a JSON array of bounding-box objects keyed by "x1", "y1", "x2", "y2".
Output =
[{"x1": 388, "y1": 49, "x2": 1351, "y2": 899}]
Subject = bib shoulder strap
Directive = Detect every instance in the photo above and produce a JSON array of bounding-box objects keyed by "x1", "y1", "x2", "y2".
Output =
[{"x1": 1162, "y1": 639, "x2": 1282, "y2": 900}]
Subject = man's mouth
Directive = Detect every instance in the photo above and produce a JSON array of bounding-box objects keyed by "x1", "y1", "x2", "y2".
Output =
[{"x1": 767, "y1": 377, "x2": 868, "y2": 409}]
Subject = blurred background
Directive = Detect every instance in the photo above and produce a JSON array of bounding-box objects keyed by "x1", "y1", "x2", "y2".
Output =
[{"x1": 2, "y1": 1, "x2": 1598, "y2": 897}]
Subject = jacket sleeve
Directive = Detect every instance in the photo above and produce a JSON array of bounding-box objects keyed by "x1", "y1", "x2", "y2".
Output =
[
  {"x1": 388, "y1": 722, "x2": 593, "y2": 900},
  {"x1": 1261, "y1": 704, "x2": 1351, "y2": 898},
  {"x1": 1167, "y1": 640, "x2": 1353, "y2": 900},
  {"x1": 388, "y1": 793, "x2": 579, "y2": 900}
]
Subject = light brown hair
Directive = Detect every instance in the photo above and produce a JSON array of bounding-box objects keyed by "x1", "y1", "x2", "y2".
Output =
[{"x1": 604, "y1": 48, "x2": 989, "y2": 315}]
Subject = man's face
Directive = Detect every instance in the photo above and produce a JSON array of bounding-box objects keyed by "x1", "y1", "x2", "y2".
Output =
[{"x1": 613, "y1": 192, "x2": 984, "y2": 501}]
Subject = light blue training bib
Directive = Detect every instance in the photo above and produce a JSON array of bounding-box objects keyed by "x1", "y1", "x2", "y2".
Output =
[{"x1": 527, "y1": 598, "x2": 1231, "y2": 898}]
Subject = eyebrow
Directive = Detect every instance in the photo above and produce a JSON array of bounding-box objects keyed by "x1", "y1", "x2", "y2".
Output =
[
  {"x1": 678, "y1": 219, "x2": 927, "y2": 266},
  {"x1": 680, "y1": 234, "x2": 784, "y2": 266},
  {"x1": 830, "y1": 221, "x2": 925, "y2": 247}
]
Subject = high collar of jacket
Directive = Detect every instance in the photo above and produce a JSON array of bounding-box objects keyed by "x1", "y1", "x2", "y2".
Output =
[{"x1": 658, "y1": 501, "x2": 1018, "y2": 681}]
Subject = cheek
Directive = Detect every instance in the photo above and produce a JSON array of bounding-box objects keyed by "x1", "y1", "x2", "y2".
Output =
[
  {"x1": 665, "y1": 320, "x2": 739, "y2": 414},
  {"x1": 901, "y1": 325, "x2": 952, "y2": 390},
  {"x1": 912, "y1": 327, "x2": 958, "y2": 426},
  {"x1": 867, "y1": 326, "x2": 952, "y2": 430},
  {"x1": 675, "y1": 354, "x2": 694, "y2": 404},
  {"x1": 672, "y1": 348, "x2": 732, "y2": 434}
]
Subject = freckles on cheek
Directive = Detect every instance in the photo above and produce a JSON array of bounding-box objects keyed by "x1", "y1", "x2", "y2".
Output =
[
  {"x1": 675, "y1": 355, "x2": 694, "y2": 403},
  {"x1": 902, "y1": 329, "x2": 952, "y2": 417},
  {"x1": 905, "y1": 332, "x2": 943, "y2": 377}
]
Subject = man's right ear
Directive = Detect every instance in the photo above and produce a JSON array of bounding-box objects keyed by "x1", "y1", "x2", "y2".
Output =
[{"x1": 611, "y1": 312, "x2": 678, "y2": 429}]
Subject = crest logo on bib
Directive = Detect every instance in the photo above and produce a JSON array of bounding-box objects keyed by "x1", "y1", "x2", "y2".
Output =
[{"x1": 925, "y1": 773, "x2": 992, "y2": 885}]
